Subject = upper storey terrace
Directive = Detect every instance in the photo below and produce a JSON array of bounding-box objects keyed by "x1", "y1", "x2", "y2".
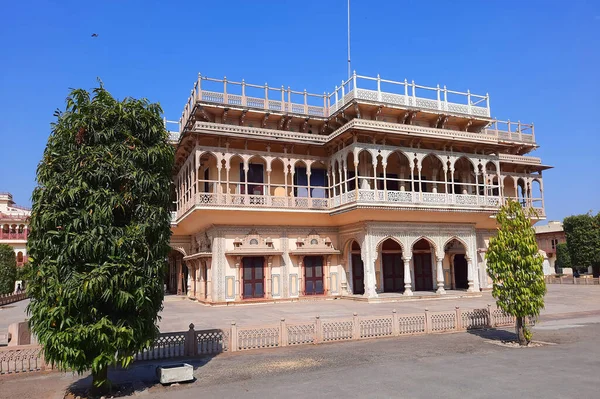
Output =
[{"x1": 174, "y1": 72, "x2": 537, "y2": 150}]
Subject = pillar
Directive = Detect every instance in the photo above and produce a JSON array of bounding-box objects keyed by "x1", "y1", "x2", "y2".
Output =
[
  {"x1": 467, "y1": 257, "x2": 475, "y2": 292},
  {"x1": 235, "y1": 256, "x2": 242, "y2": 301},
  {"x1": 403, "y1": 256, "x2": 413, "y2": 296},
  {"x1": 266, "y1": 256, "x2": 272, "y2": 299},
  {"x1": 176, "y1": 260, "x2": 183, "y2": 295},
  {"x1": 436, "y1": 257, "x2": 446, "y2": 294},
  {"x1": 298, "y1": 256, "x2": 305, "y2": 296},
  {"x1": 206, "y1": 260, "x2": 213, "y2": 302}
]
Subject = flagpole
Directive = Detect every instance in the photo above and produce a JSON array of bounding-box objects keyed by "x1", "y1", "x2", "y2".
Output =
[{"x1": 347, "y1": 0, "x2": 351, "y2": 80}]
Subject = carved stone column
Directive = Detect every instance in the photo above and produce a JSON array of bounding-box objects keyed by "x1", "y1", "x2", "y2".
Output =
[
  {"x1": 205, "y1": 259, "x2": 212, "y2": 302},
  {"x1": 324, "y1": 255, "x2": 331, "y2": 295},
  {"x1": 403, "y1": 256, "x2": 413, "y2": 296},
  {"x1": 436, "y1": 257, "x2": 446, "y2": 294},
  {"x1": 298, "y1": 255, "x2": 305, "y2": 296},
  {"x1": 176, "y1": 259, "x2": 183, "y2": 295},
  {"x1": 235, "y1": 256, "x2": 242, "y2": 301},
  {"x1": 198, "y1": 260, "x2": 206, "y2": 301},
  {"x1": 467, "y1": 257, "x2": 475, "y2": 292}
]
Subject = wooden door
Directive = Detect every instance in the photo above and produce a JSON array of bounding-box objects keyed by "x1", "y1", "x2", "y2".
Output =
[
  {"x1": 383, "y1": 254, "x2": 404, "y2": 292},
  {"x1": 453, "y1": 254, "x2": 468, "y2": 289},
  {"x1": 243, "y1": 257, "x2": 265, "y2": 298},
  {"x1": 414, "y1": 253, "x2": 433, "y2": 291},
  {"x1": 304, "y1": 256, "x2": 324, "y2": 295},
  {"x1": 352, "y1": 254, "x2": 364, "y2": 295}
]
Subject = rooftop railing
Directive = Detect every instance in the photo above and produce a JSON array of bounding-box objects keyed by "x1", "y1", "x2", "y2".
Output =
[{"x1": 178, "y1": 72, "x2": 493, "y2": 134}]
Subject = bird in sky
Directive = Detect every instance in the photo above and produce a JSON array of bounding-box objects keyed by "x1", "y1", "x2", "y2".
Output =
[{"x1": 91, "y1": 33, "x2": 98, "y2": 37}]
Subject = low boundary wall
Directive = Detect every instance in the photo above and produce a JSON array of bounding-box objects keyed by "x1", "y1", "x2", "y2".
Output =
[
  {"x1": 0, "y1": 293, "x2": 27, "y2": 307},
  {"x1": 545, "y1": 275, "x2": 600, "y2": 285},
  {"x1": 1, "y1": 305, "x2": 529, "y2": 375}
]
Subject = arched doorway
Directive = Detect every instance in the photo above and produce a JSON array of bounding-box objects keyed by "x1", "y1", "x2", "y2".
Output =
[
  {"x1": 454, "y1": 255, "x2": 468, "y2": 289},
  {"x1": 167, "y1": 250, "x2": 184, "y2": 294},
  {"x1": 445, "y1": 239, "x2": 468, "y2": 289},
  {"x1": 381, "y1": 239, "x2": 404, "y2": 293},
  {"x1": 350, "y1": 241, "x2": 364, "y2": 295},
  {"x1": 413, "y1": 239, "x2": 434, "y2": 291}
]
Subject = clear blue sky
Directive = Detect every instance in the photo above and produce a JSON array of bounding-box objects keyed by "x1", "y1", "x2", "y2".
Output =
[{"x1": 1, "y1": 0, "x2": 598, "y2": 222}]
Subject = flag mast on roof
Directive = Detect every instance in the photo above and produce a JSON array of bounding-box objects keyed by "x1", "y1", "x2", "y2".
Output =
[{"x1": 347, "y1": 0, "x2": 351, "y2": 79}]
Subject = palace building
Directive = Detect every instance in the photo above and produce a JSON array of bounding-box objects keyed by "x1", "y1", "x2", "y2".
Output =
[
  {"x1": 0, "y1": 192, "x2": 30, "y2": 267},
  {"x1": 167, "y1": 72, "x2": 550, "y2": 303}
]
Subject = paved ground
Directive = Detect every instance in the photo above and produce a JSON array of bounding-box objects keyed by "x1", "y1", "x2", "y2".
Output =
[
  {"x1": 1, "y1": 285, "x2": 599, "y2": 333},
  {"x1": 1, "y1": 309, "x2": 599, "y2": 399}
]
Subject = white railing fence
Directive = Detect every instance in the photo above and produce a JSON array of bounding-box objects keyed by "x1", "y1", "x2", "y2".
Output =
[{"x1": 1, "y1": 306, "x2": 532, "y2": 375}]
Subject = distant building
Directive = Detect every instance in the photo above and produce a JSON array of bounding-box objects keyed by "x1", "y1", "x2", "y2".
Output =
[
  {"x1": 167, "y1": 71, "x2": 550, "y2": 303},
  {"x1": 0, "y1": 192, "x2": 30, "y2": 266},
  {"x1": 534, "y1": 221, "x2": 566, "y2": 272}
]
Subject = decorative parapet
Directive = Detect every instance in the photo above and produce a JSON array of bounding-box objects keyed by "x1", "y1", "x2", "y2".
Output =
[{"x1": 178, "y1": 72, "x2": 499, "y2": 134}]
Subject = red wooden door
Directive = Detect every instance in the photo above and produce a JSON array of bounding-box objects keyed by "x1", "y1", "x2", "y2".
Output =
[
  {"x1": 414, "y1": 253, "x2": 433, "y2": 291},
  {"x1": 383, "y1": 254, "x2": 404, "y2": 292},
  {"x1": 304, "y1": 256, "x2": 324, "y2": 295},
  {"x1": 352, "y1": 254, "x2": 365, "y2": 295},
  {"x1": 243, "y1": 257, "x2": 265, "y2": 298}
]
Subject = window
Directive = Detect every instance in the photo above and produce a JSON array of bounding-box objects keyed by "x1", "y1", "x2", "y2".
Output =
[{"x1": 551, "y1": 238, "x2": 559, "y2": 250}]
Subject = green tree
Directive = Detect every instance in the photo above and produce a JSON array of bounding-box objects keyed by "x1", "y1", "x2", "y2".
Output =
[
  {"x1": 486, "y1": 200, "x2": 546, "y2": 345},
  {"x1": 554, "y1": 242, "x2": 571, "y2": 272},
  {"x1": 563, "y1": 212, "x2": 600, "y2": 274},
  {"x1": 0, "y1": 244, "x2": 17, "y2": 295},
  {"x1": 27, "y1": 84, "x2": 174, "y2": 394}
]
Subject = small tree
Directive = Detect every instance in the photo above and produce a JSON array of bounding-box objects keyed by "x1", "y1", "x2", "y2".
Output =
[
  {"x1": 555, "y1": 242, "x2": 571, "y2": 273},
  {"x1": 486, "y1": 200, "x2": 546, "y2": 345},
  {"x1": 27, "y1": 84, "x2": 174, "y2": 394},
  {"x1": 0, "y1": 244, "x2": 17, "y2": 294}
]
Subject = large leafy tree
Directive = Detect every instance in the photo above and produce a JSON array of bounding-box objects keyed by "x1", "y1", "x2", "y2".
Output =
[
  {"x1": 0, "y1": 244, "x2": 17, "y2": 294},
  {"x1": 563, "y1": 212, "x2": 600, "y2": 275},
  {"x1": 27, "y1": 84, "x2": 174, "y2": 393},
  {"x1": 486, "y1": 200, "x2": 546, "y2": 345}
]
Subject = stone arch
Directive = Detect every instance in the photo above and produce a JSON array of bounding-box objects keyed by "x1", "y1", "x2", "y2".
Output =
[
  {"x1": 375, "y1": 236, "x2": 406, "y2": 254},
  {"x1": 420, "y1": 153, "x2": 446, "y2": 193},
  {"x1": 442, "y1": 236, "x2": 470, "y2": 259},
  {"x1": 270, "y1": 157, "x2": 287, "y2": 197},
  {"x1": 531, "y1": 178, "x2": 542, "y2": 207},
  {"x1": 169, "y1": 245, "x2": 188, "y2": 257},
  {"x1": 377, "y1": 237, "x2": 406, "y2": 293},
  {"x1": 197, "y1": 151, "x2": 220, "y2": 194},
  {"x1": 409, "y1": 236, "x2": 439, "y2": 258},
  {"x1": 443, "y1": 238, "x2": 469, "y2": 290}
]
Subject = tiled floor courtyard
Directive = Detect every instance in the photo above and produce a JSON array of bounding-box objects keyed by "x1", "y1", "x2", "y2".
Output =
[{"x1": 1, "y1": 285, "x2": 599, "y2": 333}]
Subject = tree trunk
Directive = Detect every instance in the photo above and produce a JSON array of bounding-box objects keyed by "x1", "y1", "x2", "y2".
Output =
[
  {"x1": 515, "y1": 316, "x2": 528, "y2": 346},
  {"x1": 91, "y1": 366, "x2": 109, "y2": 396}
]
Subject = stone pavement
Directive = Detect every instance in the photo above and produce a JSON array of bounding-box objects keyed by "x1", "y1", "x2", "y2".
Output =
[
  {"x1": 1, "y1": 285, "x2": 599, "y2": 333},
  {"x1": 1, "y1": 309, "x2": 599, "y2": 399}
]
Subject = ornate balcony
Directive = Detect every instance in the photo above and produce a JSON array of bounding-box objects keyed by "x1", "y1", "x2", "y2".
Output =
[
  {"x1": 0, "y1": 231, "x2": 28, "y2": 240},
  {"x1": 174, "y1": 190, "x2": 546, "y2": 222}
]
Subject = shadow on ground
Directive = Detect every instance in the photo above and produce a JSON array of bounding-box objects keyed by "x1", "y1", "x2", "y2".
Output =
[
  {"x1": 466, "y1": 327, "x2": 517, "y2": 342},
  {"x1": 64, "y1": 355, "x2": 216, "y2": 398}
]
